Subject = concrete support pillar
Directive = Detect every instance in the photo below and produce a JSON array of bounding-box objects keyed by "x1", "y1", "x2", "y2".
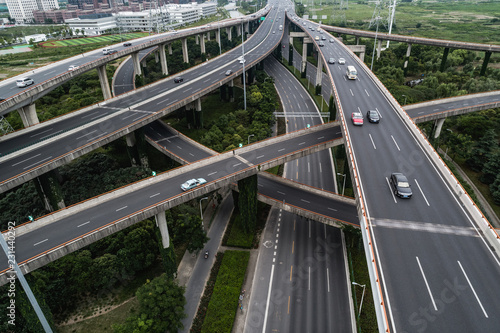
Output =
[
  {"x1": 131, "y1": 52, "x2": 142, "y2": 76},
  {"x1": 245, "y1": 22, "x2": 249, "y2": 33},
  {"x1": 97, "y1": 64, "x2": 112, "y2": 100},
  {"x1": 356, "y1": 36, "x2": 360, "y2": 45},
  {"x1": 237, "y1": 24, "x2": 242, "y2": 37},
  {"x1": 403, "y1": 43, "x2": 412, "y2": 70},
  {"x1": 155, "y1": 50, "x2": 159, "y2": 63},
  {"x1": 359, "y1": 51, "x2": 365, "y2": 62},
  {"x1": 200, "y1": 34, "x2": 206, "y2": 54},
  {"x1": 141, "y1": 58, "x2": 147, "y2": 68},
  {"x1": 194, "y1": 98, "x2": 203, "y2": 128},
  {"x1": 168, "y1": 43, "x2": 173, "y2": 55},
  {"x1": 226, "y1": 27, "x2": 232, "y2": 41},
  {"x1": 181, "y1": 38, "x2": 189, "y2": 63},
  {"x1": 434, "y1": 118, "x2": 446, "y2": 138},
  {"x1": 480, "y1": 51, "x2": 492, "y2": 76},
  {"x1": 195, "y1": 34, "x2": 199, "y2": 45},
  {"x1": 17, "y1": 103, "x2": 39, "y2": 127},
  {"x1": 159, "y1": 43, "x2": 168, "y2": 75},
  {"x1": 126, "y1": 132, "x2": 139, "y2": 166},
  {"x1": 376, "y1": 39, "x2": 382, "y2": 60},
  {"x1": 316, "y1": 54, "x2": 323, "y2": 87},
  {"x1": 156, "y1": 212, "x2": 170, "y2": 248},
  {"x1": 34, "y1": 170, "x2": 65, "y2": 212},
  {"x1": 440, "y1": 47, "x2": 450, "y2": 72},
  {"x1": 216, "y1": 29, "x2": 221, "y2": 46},
  {"x1": 207, "y1": 31, "x2": 211, "y2": 41},
  {"x1": 228, "y1": 79, "x2": 234, "y2": 102},
  {"x1": 301, "y1": 39, "x2": 308, "y2": 73}
]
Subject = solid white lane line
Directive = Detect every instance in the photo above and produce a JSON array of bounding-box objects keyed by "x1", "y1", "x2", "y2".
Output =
[
  {"x1": 317, "y1": 136, "x2": 324, "y2": 140},
  {"x1": 30, "y1": 128, "x2": 53, "y2": 137},
  {"x1": 458, "y1": 261, "x2": 488, "y2": 318},
  {"x1": 116, "y1": 206, "x2": 128, "y2": 212},
  {"x1": 391, "y1": 135, "x2": 400, "y2": 151},
  {"x1": 77, "y1": 221, "x2": 90, "y2": 228},
  {"x1": 11, "y1": 153, "x2": 41, "y2": 167},
  {"x1": 150, "y1": 193, "x2": 160, "y2": 198},
  {"x1": 414, "y1": 179, "x2": 430, "y2": 206},
  {"x1": 328, "y1": 207, "x2": 337, "y2": 211},
  {"x1": 301, "y1": 199, "x2": 310, "y2": 203},
  {"x1": 308, "y1": 162, "x2": 310, "y2": 173},
  {"x1": 277, "y1": 191, "x2": 285, "y2": 195},
  {"x1": 262, "y1": 265, "x2": 275, "y2": 333},
  {"x1": 34, "y1": 239, "x2": 48, "y2": 246},
  {"x1": 233, "y1": 163, "x2": 242, "y2": 167},
  {"x1": 309, "y1": 266, "x2": 311, "y2": 291},
  {"x1": 23, "y1": 156, "x2": 53, "y2": 170},
  {"x1": 76, "y1": 130, "x2": 97, "y2": 140},
  {"x1": 256, "y1": 155, "x2": 264, "y2": 159},
  {"x1": 309, "y1": 219, "x2": 311, "y2": 238},
  {"x1": 298, "y1": 142, "x2": 305, "y2": 145},
  {"x1": 416, "y1": 256, "x2": 437, "y2": 311},
  {"x1": 319, "y1": 162, "x2": 322, "y2": 173},
  {"x1": 208, "y1": 171, "x2": 217, "y2": 176},
  {"x1": 327, "y1": 268, "x2": 331, "y2": 292},
  {"x1": 369, "y1": 133, "x2": 377, "y2": 149},
  {"x1": 386, "y1": 177, "x2": 397, "y2": 203}
]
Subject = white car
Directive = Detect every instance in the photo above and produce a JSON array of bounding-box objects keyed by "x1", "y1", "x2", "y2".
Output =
[
  {"x1": 16, "y1": 77, "x2": 34, "y2": 87},
  {"x1": 238, "y1": 56, "x2": 246, "y2": 64},
  {"x1": 338, "y1": 58, "x2": 346, "y2": 65},
  {"x1": 68, "y1": 65, "x2": 79, "y2": 71},
  {"x1": 181, "y1": 178, "x2": 207, "y2": 191}
]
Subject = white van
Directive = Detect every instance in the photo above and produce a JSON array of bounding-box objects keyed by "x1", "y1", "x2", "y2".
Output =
[{"x1": 346, "y1": 66, "x2": 357, "y2": 80}]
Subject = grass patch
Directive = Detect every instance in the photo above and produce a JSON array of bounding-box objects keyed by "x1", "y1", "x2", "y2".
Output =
[
  {"x1": 344, "y1": 226, "x2": 377, "y2": 333},
  {"x1": 225, "y1": 214, "x2": 254, "y2": 248},
  {"x1": 39, "y1": 33, "x2": 149, "y2": 48},
  {"x1": 201, "y1": 251, "x2": 250, "y2": 333}
]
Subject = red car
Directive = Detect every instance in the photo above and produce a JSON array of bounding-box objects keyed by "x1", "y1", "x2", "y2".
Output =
[{"x1": 351, "y1": 112, "x2": 364, "y2": 126}]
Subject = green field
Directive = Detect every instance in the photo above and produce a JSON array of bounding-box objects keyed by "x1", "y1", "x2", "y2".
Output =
[
  {"x1": 39, "y1": 32, "x2": 149, "y2": 47},
  {"x1": 304, "y1": 0, "x2": 500, "y2": 44}
]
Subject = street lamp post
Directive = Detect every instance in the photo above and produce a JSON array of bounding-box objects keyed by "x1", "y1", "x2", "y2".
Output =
[
  {"x1": 247, "y1": 134, "x2": 254, "y2": 144},
  {"x1": 352, "y1": 282, "x2": 366, "y2": 321},
  {"x1": 199, "y1": 197, "x2": 209, "y2": 226},
  {"x1": 337, "y1": 173, "x2": 346, "y2": 196}
]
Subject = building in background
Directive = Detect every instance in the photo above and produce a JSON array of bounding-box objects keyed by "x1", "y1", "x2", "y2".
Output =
[{"x1": 6, "y1": 0, "x2": 59, "y2": 24}]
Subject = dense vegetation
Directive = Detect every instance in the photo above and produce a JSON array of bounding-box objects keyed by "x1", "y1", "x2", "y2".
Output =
[{"x1": 200, "y1": 251, "x2": 249, "y2": 333}]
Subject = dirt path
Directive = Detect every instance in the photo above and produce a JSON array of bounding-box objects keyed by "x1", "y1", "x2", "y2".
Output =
[{"x1": 58, "y1": 297, "x2": 135, "y2": 326}]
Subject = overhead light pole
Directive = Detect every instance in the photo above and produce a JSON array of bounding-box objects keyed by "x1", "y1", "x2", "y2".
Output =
[
  {"x1": 370, "y1": 16, "x2": 380, "y2": 71},
  {"x1": 248, "y1": 134, "x2": 254, "y2": 144},
  {"x1": 337, "y1": 172, "x2": 346, "y2": 196},
  {"x1": 241, "y1": 18, "x2": 247, "y2": 110},
  {"x1": 352, "y1": 281, "x2": 366, "y2": 321},
  {"x1": 199, "y1": 197, "x2": 209, "y2": 226}
]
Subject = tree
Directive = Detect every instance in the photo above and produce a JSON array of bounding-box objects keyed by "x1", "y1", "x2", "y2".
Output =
[
  {"x1": 490, "y1": 174, "x2": 500, "y2": 205},
  {"x1": 466, "y1": 129, "x2": 497, "y2": 171},
  {"x1": 114, "y1": 274, "x2": 186, "y2": 333},
  {"x1": 480, "y1": 151, "x2": 500, "y2": 185}
]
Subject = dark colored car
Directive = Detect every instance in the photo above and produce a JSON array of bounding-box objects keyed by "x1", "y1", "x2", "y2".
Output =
[
  {"x1": 123, "y1": 42, "x2": 132, "y2": 47},
  {"x1": 108, "y1": 49, "x2": 118, "y2": 54},
  {"x1": 318, "y1": 41, "x2": 325, "y2": 47},
  {"x1": 366, "y1": 110, "x2": 380, "y2": 123},
  {"x1": 328, "y1": 58, "x2": 335, "y2": 64},
  {"x1": 174, "y1": 77, "x2": 184, "y2": 83},
  {"x1": 225, "y1": 70, "x2": 232, "y2": 76},
  {"x1": 390, "y1": 173, "x2": 412, "y2": 198}
]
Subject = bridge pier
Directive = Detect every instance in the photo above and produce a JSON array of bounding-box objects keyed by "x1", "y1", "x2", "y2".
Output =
[
  {"x1": 154, "y1": 50, "x2": 159, "y2": 63},
  {"x1": 156, "y1": 212, "x2": 170, "y2": 248},
  {"x1": 440, "y1": 47, "x2": 450, "y2": 72},
  {"x1": 403, "y1": 43, "x2": 412, "y2": 74},
  {"x1": 316, "y1": 53, "x2": 323, "y2": 88},
  {"x1": 207, "y1": 31, "x2": 211, "y2": 41},
  {"x1": 301, "y1": 37, "x2": 309, "y2": 75},
  {"x1": 245, "y1": 22, "x2": 249, "y2": 34},
  {"x1": 480, "y1": 51, "x2": 491, "y2": 76},
  {"x1": 195, "y1": 34, "x2": 199, "y2": 45},
  {"x1": 200, "y1": 34, "x2": 206, "y2": 54},
  {"x1": 356, "y1": 36, "x2": 360, "y2": 45},
  {"x1": 376, "y1": 39, "x2": 382, "y2": 60},
  {"x1": 237, "y1": 24, "x2": 242, "y2": 37},
  {"x1": 228, "y1": 79, "x2": 234, "y2": 102},
  {"x1": 168, "y1": 43, "x2": 173, "y2": 55},
  {"x1": 34, "y1": 170, "x2": 65, "y2": 212},
  {"x1": 17, "y1": 103, "x2": 39, "y2": 127},
  {"x1": 226, "y1": 26, "x2": 232, "y2": 41},
  {"x1": 194, "y1": 98, "x2": 203, "y2": 128},
  {"x1": 131, "y1": 52, "x2": 142, "y2": 76},
  {"x1": 97, "y1": 65, "x2": 112, "y2": 100},
  {"x1": 181, "y1": 38, "x2": 189, "y2": 64},
  {"x1": 159, "y1": 43, "x2": 168, "y2": 75},
  {"x1": 433, "y1": 118, "x2": 446, "y2": 138},
  {"x1": 216, "y1": 29, "x2": 221, "y2": 48},
  {"x1": 126, "y1": 132, "x2": 140, "y2": 166}
]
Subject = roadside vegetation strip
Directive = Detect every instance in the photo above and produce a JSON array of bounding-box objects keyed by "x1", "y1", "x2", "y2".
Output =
[
  {"x1": 201, "y1": 251, "x2": 250, "y2": 333},
  {"x1": 39, "y1": 33, "x2": 149, "y2": 48}
]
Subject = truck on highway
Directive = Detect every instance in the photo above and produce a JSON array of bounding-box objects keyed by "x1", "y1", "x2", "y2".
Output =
[{"x1": 346, "y1": 65, "x2": 357, "y2": 80}]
